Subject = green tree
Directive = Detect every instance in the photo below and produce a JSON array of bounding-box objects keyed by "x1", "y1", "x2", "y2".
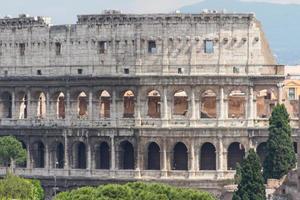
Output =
[
  {"x1": 233, "y1": 149, "x2": 266, "y2": 200},
  {"x1": 0, "y1": 136, "x2": 26, "y2": 172},
  {"x1": 263, "y1": 104, "x2": 296, "y2": 180},
  {"x1": 55, "y1": 182, "x2": 216, "y2": 200},
  {"x1": 0, "y1": 173, "x2": 44, "y2": 200}
]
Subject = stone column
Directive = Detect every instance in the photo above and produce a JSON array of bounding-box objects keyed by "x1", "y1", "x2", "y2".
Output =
[
  {"x1": 217, "y1": 136, "x2": 224, "y2": 172},
  {"x1": 66, "y1": 89, "x2": 71, "y2": 120},
  {"x1": 111, "y1": 89, "x2": 117, "y2": 126},
  {"x1": 26, "y1": 141, "x2": 31, "y2": 169},
  {"x1": 64, "y1": 132, "x2": 69, "y2": 169},
  {"x1": 11, "y1": 90, "x2": 16, "y2": 119},
  {"x1": 162, "y1": 138, "x2": 168, "y2": 177},
  {"x1": 190, "y1": 87, "x2": 196, "y2": 120},
  {"x1": 110, "y1": 135, "x2": 116, "y2": 170},
  {"x1": 189, "y1": 140, "x2": 196, "y2": 172},
  {"x1": 26, "y1": 89, "x2": 32, "y2": 119},
  {"x1": 278, "y1": 83, "x2": 283, "y2": 104},
  {"x1": 135, "y1": 91, "x2": 141, "y2": 126},
  {"x1": 162, "y1": 86, "x2": 169, "y2": 127},
  {"x1": 45, "y1": 142, "x2": 49, "y2": 169},
  {"x1": 87, "y1": 141, "x2": 92, "y2": 170},
  {"x1": 46, "y1": 90, "x2": 50, "y2": 119},
  {"x1": 88, "y1": 90, "x2": 93, "y2": 121},
  {"x1": 218, "y1": 87, "x2": 225, "y2": 126}
]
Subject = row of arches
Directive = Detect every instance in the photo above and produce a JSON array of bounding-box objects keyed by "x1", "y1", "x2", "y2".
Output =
[
  {"x1": 0, "y1": 88, "x2": 278, "y2": 120},
  {"x1": 23, "y1": 140, "x2": 258, "y2": 171}
]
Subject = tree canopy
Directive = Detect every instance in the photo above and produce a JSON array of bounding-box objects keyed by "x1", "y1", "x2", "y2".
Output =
[
  {"x1": 0, "y1": 173, "x2": 44, "y2": 200},
  {"x1": 54, "y1": 182, "x2": 216, "y2": 200},
  {"x1": 233, "y1": 149, "x2": 266, "y2": 200},
  {"x1": 263, "y1": 104, "x2": 296, "y2": 180},
  {"x1": 0, "y1": 136, "x2": 26, "y2": 168}
]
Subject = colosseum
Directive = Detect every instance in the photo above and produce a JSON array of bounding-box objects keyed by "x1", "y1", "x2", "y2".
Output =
[{"x1": 0, "y1": 10, "x2": 298, "y2": 199}]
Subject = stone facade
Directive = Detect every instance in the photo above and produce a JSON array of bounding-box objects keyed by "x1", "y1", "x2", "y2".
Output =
[{"x1": 0, "y1": 11, "x2": 297, "y2": 199}]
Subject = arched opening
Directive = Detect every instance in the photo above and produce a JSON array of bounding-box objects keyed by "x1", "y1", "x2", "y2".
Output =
[
  {"x1": 173, "y1": 142, "x2": 188, "y2": 170},
  {"x1": 123, "y1": 90, "x2": 135, "y2": 118},
  {"x1": 293, "y1": 142, "x2": 298, "y2": 154},
  {"x1": 78, "y1": 92, "x2": 88, "y2": 119},
  {"x1": 256, "y1": 89, "x2": 277, "y2": 118},
  {"x1": 56, "y1": 92, "x2": 65, "y2": 119},
  {"x1": 257, "y1": 142, "x2": 267, "y2": 165},
  {"x1": 73, "y1": 142, "x2": 86, "y2": 169},
  {"x1": 0, "y1": 92, "x2": 12, "y2": 118},
  {"x1": 17, "y1": 141, "x2": 27, "y2": 168},
  {"x1": 99, "y1": 90, "x2": 110, "y2": 118},
  {"x1": 52, "y1": 142, "x2": 64, "y2": 169},
  {"x1": 18, "y1": 92, "x2": 27, "y2": 119},
  {"x1": 32, "y1": 141, "x2": 45, "y2": 168},
  {"x1": 147, "y1": 90, "x2": 161, "y2": 118},
  {"x1": 37, "y1": 92, "x2": 46, "y2": 119},
  {"x1": 227, "y1": 142, "x2": 245, "y2": 170},
  {"x1": 228, "y1": 90, "x2": 246, "y2": 118},
  {"x1": 201, "y1": 90, "x2": 217, "y2": 118},
  {"x1": 200, "y1": 143, "x2": 216, "y2": 170},
  {"x1": 173, "y1": 90, "x2": 188, "y2": 116},
  {"x1": 119, "y1": 141, "x2": 134, "y2": 169},
  {"x1": 147, "y1": 142, "x2": 160, "y2": 170},
  {"x1": 95, "y1": 142, "x2": 110, "y2": 169}
]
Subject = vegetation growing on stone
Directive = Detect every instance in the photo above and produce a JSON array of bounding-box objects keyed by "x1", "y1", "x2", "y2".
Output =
[
  {"x1": 233, "y1": 149, "x2": 266, "y2": 200},
  {"x1": 263, "y1": 104, "x2": 296, "y2": 180},
  {"x1": 54, "y1": 182, "x2": 216, "y2": 200}
]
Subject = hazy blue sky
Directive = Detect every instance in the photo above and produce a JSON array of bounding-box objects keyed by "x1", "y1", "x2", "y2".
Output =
[{"x1": 0, "y1": 0, "x2": 299, "y2": 24}]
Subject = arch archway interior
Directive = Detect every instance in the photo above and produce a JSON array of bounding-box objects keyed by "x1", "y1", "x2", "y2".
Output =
[
  {"x1": 54, "y1": 143, "x2": 64, "y2": 168},
  {"x1": 0, "y1": 92, "x2": 12, "y2": 118},
  {"x1": 120, "y1": 141, "x2": 135, "y2": 169},
  {"x1": 256, "y1": 89, "x2": 277, "y2": 118},
  {"x1": 147, "y1": 90, "x2": 161, "y2": 118},
  {"x1": 78, "y1": 92, "x2": 88, "y2": 118},
  {"x1": 100, "y1": 90, "x2": 111, "y2": 118},
  {"x1": 173, "y1": 142, "x2": 188, "y2": 170},
  {"x1": 32, "y1": 141, "x2": 45, "y2": 168},
  {"x1": 73, "y1": 142, "x2": 86, "y2": 169},
  {"x1": 57, "y1": 92, "x2": 65, "y2": 119},
  {"x1": 201, "y1": 90, "x2": 217, "y2": 118},
  {"x1": 96, "y1": 142, "x2": 110, "y2": 169},
  {"x1": 228, "y1": 90, "x2": 246, "y2": 119},
  {"x1": 173, "y1": 91, "x2": 188, "y2": 116},
  {"x1": 123, "y1": 90, "x2": 135, "y2": 118},
  {"x1": 227, "y1": 142, "x2": 245, "y2": 170},
  {"x1": 147, "y1": 142, "x2": 160, "y2": 170},
  {"x1": 200, "y1": 143, "x2": 216, "y2": 170}
]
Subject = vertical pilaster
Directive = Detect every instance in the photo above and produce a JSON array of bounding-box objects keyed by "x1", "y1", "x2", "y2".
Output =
[
  {"x1": 87, "y1": 140, "x2": 92, "y2": 170},
  {"x1": 110, "y1": 135, "x2": 116, "y2": 170},
  {"x1": 217, "y1": 136, "x2": 224, "y2": 172},
  {"x1": 66, "y1": 89, "x2": 70, "y2": 119},
  {"x1": 135, "y1": 90, "x2": 141, "y2": 126},
  {"x1": 190, "y1": 87, "x2": 196, "y2": 120},
  {"x1": 26, "y1": 141, "x2": 31, "y2": 169},
  {"x1": 111, "y1": 89, "x2": 117, "y2": 126},
  {"x1": 26, "y1": 89, "x2": 31, "y2": 119},
  {"x1": 46, "y1": 90, "x2": 50, "y2": 119},
  {"x1": 88, "y1": 90, "x2": 93, "y2": 120},
  {"x1": 162, "y1": 138, "x2": 168, "y2": 177},
  {"x1": 278, "y1": 83, "x2": 283, "y2": 104},
  {"x1": 248, "y1": 86, "x2": 254, "y2": 127},
  {"x1": 45, "y1": 142, "x2": 49, "y2": 169},
  {"x1": 63, "y1": 132, "x2": 69, "y2": 169},
  {"x1": 162, "y1": 86, "x2": 169, "y2": 127},
  {"x1": 11, "y1": 90, "x2": 16, "y2": 119},
  {"x1": 218, "y1": 87, "x2": 225, "y2": 126}
]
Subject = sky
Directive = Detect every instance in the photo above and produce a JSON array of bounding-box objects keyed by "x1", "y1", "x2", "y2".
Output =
[{"x1": 0, "y1": 0, "x2": 299, "y2": 24}]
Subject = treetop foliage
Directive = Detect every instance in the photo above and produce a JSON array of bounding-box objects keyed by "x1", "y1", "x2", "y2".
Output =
[
  {"x1": 0, "y1": 135, "x2": 26, "y2": 166},
  {"x1": 54, "y1": 182, "x2": 216, "y2": 200},
  {"x1": 263, "y1": 104, "x2": 296, "y2": 180},
  {"x1": 233, "y1": 149, "x2": 266, "y2": 200}
]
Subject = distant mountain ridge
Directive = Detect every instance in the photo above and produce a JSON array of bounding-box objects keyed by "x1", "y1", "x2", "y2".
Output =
[{"x1": 180, "y1": 0, "x2": 300, "y2": 65}]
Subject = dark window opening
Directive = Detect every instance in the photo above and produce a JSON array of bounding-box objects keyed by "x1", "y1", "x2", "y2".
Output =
[
  {"x1": 55, "y1": 42, "x2": 62, "y2": 55},
  {"x1": 77, "y1": 69, "x2": 83, "y2": 75},
  {"x1": 148, "y1": 40, "x2": 157, "y2": 53},
  {"x1": 147, "y1": 142, "x2": 160, "y2": 170},
  {"x1": 98, "y1": 41, "x2": 107, "y2": 54},
  {"x1": 204, "y1": 40, "x2": 214, "y2": 54},
  {"x1": 124, "y1": 68, "x2": 129, "y2": 74},
  {"x1": 19, "y1": 43, "x2": 25, "y2": 56},
  {"x1": 37, "y1": 70, "x2": 42, "y2": 75},
  {"x1": 173, "y1": 142, "x2": 188, "y2": 170}
]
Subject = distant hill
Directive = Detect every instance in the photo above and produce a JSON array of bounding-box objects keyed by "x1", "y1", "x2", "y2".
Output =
[{"x1": 180, "y1": 0, "x2": 300, "y2": 65}]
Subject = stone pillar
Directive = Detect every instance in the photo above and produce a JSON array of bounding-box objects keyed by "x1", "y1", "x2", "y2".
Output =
[
  {"x1": 190, "y1": 87, "x2": 196, "y2": 120},
  {"x1": 26, "y1": 142, "x2": 31, "y2": 169},
  {"x1": 189, "y1": 140, "x2": 196, "y2": 172},
  {"x1": 46, "y1": 90, "x2": 50, "y2": 119},
  {"x1": 218, "y1": 87, "x2": 225, "y2": 126},
  {"x1": 87, "y1": 141, "x2": 92, "y2": 170},
  {"x1": 11, "y1": 90, "x2": 16, "y2": 119},
  {"x1": 162, "y1": 86, "x2": 169, "y2": 127},
  {"x1": 66, "y1": 89, "x2": 71, "y2": 119},
  {"x1": 26, "y1": 89, "x2": 32, "y2": 119},
  {"x1": 110, "y1": 135, "x2": 116, "y2": 170},
  {"x1": 217, "y1": 136, "x2": 224, "y2": 171},
  {"x1": 278, "y1": 83, "x2": 283, "y2": 104},
  {"x1": 162, "y1": 138, "x2": 168, "y2": 177},
  {"x1": 44, "y1": 142, "x2": 49, "y2": 169},
  {"x1": 64, "y1": 132, "x2": 69, "y2": 169},
  {"x1": 88, "y1": 90, "x2": 93, "y2": 121},
  {"x1": 111, "y1": 89, "x2": 117, "y2": 126},
  {"x1": 135, "y1": 91, "x2": 141, "y2": 126}
]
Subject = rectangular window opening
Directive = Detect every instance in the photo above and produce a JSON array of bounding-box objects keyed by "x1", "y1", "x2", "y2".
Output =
[
  {"x1": 204, "y1": 40, "x2": 214, "y2": 54},
  {"x1": 19, "y1": 43, "x2": 25, "y2": 56},
  {"x1": 148, "y1": 40, "x2": 157, "y2": 53},
  {"x1": 98, "y1": 41, "x2": 107, "y2": 54},
  {"x1": 124, "y1": 68, "x2": 129, "y2": 74},
  {"x1": 55, "y1": 42, "x2": 62, "y2": 56},
  {"x1": 37, "y1": 70, "x2": 42, "y2": 75},
  {"x1": 77, "y1": 69, "x2": 83, "y2": 75},
  {"x1": 288, "y1": 88, "x2": 296, "y2": 100}
]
